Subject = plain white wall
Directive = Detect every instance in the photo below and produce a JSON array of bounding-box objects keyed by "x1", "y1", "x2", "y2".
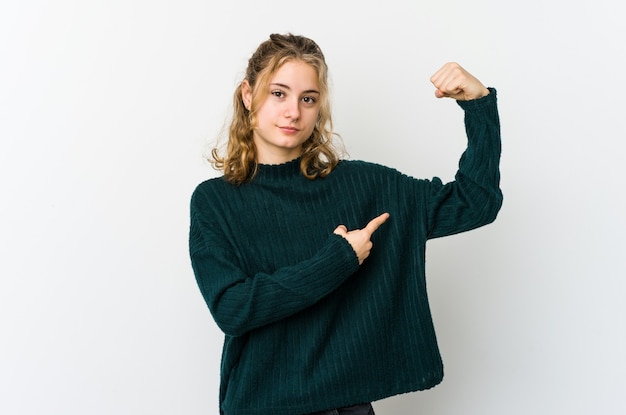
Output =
[{"x1": 1, "y1": 1, "x2": 624, "y2": 414}]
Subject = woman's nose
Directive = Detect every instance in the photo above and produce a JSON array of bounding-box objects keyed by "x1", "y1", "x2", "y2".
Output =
[{"x1": 284, "y1": 99, "x2": 300, "y2": 120}]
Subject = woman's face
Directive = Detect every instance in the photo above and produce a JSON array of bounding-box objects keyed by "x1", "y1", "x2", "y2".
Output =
[{"x1": 244, "y1": 60, "x2": 320, "y2": 165}]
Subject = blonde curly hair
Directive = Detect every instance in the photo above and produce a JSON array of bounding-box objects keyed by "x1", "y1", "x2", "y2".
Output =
[{"x1": 210, "y1": 33, "x2": 341, "y2": 185}]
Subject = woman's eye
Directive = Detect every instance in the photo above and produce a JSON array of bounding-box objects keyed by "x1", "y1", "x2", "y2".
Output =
[
  {"x1": 271, "y1": 90, "x2": 285, "y2": 98},
  {"x1": 302, "y1": 96, "x2": 317, "y2": 104}
]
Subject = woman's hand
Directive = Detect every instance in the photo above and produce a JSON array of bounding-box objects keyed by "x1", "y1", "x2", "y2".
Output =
[
  {"x1": 430, "y1": 62, "x2": 490, "y2": 101},
  {"x1": 334, "y1": 213, "x2": 390, "y2": 265}
]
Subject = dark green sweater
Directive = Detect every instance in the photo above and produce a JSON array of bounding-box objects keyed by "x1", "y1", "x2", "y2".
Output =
[{"x1": 189, "y1": 89, "x2": 501, "y2": 415}]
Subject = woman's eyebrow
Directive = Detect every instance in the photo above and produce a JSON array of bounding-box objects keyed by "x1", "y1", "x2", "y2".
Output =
[{"x1": 270, "y1": 82, "x2": 320, "y2": 94}]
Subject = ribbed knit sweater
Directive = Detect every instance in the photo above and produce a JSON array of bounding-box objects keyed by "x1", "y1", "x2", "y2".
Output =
[{"x1": 189, "y1": 89, "x2": 502, "y2": 415}]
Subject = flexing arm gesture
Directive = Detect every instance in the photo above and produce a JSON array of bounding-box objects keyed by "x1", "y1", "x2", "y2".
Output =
[
  {"x1": 430, "y1": 62, "x2": 490, "y2": 101},
  {"x1": 334, "y1": 213, "x2": 390, "y2": 265}
]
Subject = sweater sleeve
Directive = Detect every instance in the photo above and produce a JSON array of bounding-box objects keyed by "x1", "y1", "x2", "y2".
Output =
[
  {"x1": 427, "y1": 87, "x2": 503, "y2": 239},
  {"x1": 189, "y1": 190, "x2": 360, "y2": 337}
]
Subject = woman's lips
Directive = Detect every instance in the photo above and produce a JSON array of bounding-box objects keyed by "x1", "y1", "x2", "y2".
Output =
[{"x1": 279, "y1": 126, "x2": 299, "y2": 134}]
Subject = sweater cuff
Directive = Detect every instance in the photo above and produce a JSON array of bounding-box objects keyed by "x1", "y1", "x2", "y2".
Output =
[
  {"x1": 456, "y1": 87, "x2": 497, "y2": 111},
  {"x1": 326, "y1": 233, "x2": 360, "y2": 276}
]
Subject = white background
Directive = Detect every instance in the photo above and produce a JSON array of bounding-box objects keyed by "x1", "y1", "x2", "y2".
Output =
[{"x1": 1, "y1": 1, "x2": 625, "y2": 414}]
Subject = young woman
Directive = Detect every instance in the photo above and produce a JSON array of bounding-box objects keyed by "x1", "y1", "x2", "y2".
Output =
[{"x1": 189, "y1": 33, "x2": 502, "y2": 415}]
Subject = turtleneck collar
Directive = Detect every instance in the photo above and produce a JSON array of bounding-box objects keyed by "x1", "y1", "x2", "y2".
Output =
[{"x1": 254, "y1": 157, "x2": 303, "y2": 182}]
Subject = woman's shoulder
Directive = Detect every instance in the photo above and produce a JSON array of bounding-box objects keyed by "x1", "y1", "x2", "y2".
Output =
[
  {"x1": 190, "y1": 176, "x2": 232, "y2": 205},
  {"x1": 333, "y1": 159, "x2": 431, "y2": 190},
  {"x1": 335, "y1": 158, "x2": 407, "y2": 177},
  {"x1": 193, "y1": 175, "x2": 226, "y2": 192}
]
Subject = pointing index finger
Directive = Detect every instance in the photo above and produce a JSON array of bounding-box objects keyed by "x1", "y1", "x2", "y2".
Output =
[{"x1": 363, "y1": 212, "x2": 390, "y2": 235}]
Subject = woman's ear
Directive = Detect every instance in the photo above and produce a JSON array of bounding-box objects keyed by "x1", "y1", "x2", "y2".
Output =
[{"x1": 241, "y1": 80, "x2": 252, "y2": 110}]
